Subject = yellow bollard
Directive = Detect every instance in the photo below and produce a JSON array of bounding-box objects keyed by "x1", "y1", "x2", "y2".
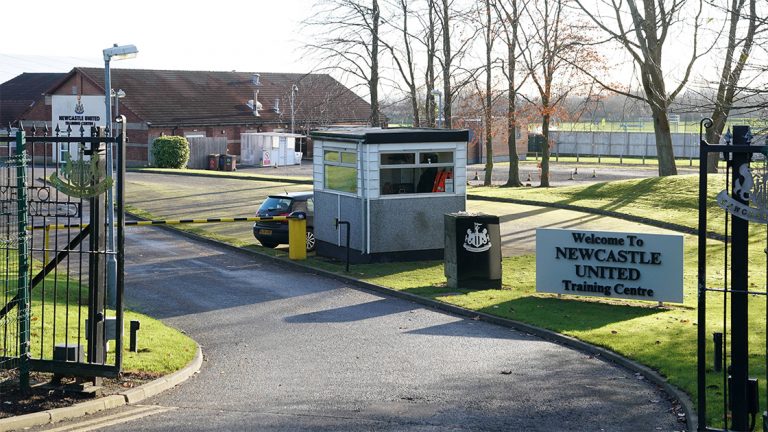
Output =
[{"x1": 288, "y1": 213, "x2": 307, "y2": 260}]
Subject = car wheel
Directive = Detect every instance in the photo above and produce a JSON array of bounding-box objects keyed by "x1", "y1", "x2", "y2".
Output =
[
  {"x1": 306, "y1": 228, "x2": 316, "y2": 252},
  {"x1": 259, "y1": 240, "x2": 279, "y2": 248}
]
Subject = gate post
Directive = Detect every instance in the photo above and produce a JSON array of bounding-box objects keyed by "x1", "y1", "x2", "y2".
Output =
[
  {"x1": 730, "y1": 150, "x2": 751, "y2": 431},
  {"x1": 697, "y1": 126, "x2": 709, "y2": 431},
  {"x1": 86, "y1": 127, "x2": 107, "y2": 370}
]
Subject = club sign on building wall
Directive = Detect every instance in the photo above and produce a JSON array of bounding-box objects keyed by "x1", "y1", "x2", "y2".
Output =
[
  {"x1": 536, "y1": 228, "x2": 684, "y2": 303},
  {"x1": 51, "y1": 95, "x2": 105, "y2": 162}
]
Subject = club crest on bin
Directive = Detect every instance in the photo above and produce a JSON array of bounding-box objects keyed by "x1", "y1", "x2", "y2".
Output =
[{"x1": 464, "y1": 222, "x2": 491, "y2": 253}]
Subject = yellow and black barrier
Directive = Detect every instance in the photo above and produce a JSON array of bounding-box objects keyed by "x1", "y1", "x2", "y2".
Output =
[
  {"x1": 124, "y1": 216, "x2": 288, "y2": 226},
  {"x1": 29, "y1": 214, "x2": 307, "y2": 260}
]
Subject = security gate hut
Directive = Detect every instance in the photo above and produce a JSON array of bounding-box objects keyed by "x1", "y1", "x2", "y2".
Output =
[
  {"x1": 698, "y1": 120, "x2": 768, "y2": 431},
  {"x1": 0, "y1": 121, "x2": 127, "y2": 391},
  {"x1": 310, "y1": 128, "x2": 469, "y2": 263}
]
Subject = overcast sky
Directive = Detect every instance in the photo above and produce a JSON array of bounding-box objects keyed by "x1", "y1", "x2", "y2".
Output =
[{"x1": 0, "y1": 0, "x2": 317, "y2": 83}]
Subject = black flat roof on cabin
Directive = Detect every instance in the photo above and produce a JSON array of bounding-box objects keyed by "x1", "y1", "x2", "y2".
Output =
[{"x1": 310, "y1": 128, "x2": 469, "y2": 144}]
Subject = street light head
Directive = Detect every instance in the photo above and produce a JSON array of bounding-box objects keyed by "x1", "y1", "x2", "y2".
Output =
[
  {"x1": 103, "y1": 44, "x2": 138, "y2": 62},
  {"x1": 292, "y1": 84, "x2": 299, "y2": 93},
  {"x1": 431, "y1": 89, "x2": 442, "y2": 96}
]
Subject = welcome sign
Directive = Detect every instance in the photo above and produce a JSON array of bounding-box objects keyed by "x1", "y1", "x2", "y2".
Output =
[{"x1": 536, "y1": 228, "x2": 684, "y2": 303}]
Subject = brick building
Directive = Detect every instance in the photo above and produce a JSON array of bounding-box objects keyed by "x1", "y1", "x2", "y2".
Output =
[{"x1": 4, "y1": 68, "x2": 374, "y2": 165}]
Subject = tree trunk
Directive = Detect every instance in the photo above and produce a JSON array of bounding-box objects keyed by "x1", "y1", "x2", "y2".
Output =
[
  {"x1": 369, "y1": 0, "x2": 381, "y2": 127},
  {"x1": 505, "y1": 108, "x2": 521, "y2": 187},
  {"x1": 484, "y1": 111, "x2": 493, "y2": 185},
  {"x1": 441, "y1": 0, "x2": 452, "y2": 129},
  {"x1": 410, "y1": 88, "x2": 420, "y2": 128},
  {"x1": 483, "y1": 0, "x2": 493, "y2": 186},
  {"x1": 504, "y1": 19, "x2": 521, "y2": 188},
  {"x1": 425, "y1": 0, "x2": 436, "y2": 128},
  {"x1": 540, "y1": 112, "x2": 551, "y2": 187},
  {"x1": 650, "y1": 103, "x2": 677, "y2": 176}
]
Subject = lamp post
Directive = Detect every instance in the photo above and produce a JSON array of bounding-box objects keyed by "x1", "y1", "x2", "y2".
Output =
[
  {"x1": 290, "y1": 84, "x2": 298, "y2": 134},
  {"x1": 431, "y1": 89, "x2": 443, "y2": 128},
  {"x1": 103, "y1": 44, "x2": 137, "y2": 308}
]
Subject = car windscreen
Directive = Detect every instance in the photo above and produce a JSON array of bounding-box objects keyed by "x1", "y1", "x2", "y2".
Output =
[{"x1": 258, "y1": 197, "x2": 293, "y2": 216}]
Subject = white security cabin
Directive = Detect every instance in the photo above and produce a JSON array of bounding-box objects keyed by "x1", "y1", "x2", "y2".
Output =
[{"x1": 310, "y1": 128, "x2": 469, "y2": 263}]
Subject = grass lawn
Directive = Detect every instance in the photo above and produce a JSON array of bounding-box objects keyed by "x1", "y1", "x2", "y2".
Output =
[{"x1": 125, "y1": 170, "x2": 761, "y2": 428}]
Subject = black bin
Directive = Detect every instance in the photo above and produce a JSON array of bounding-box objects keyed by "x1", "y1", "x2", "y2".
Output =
[
  {"x1": 218, "y1": 154, "x2": 227, "y2": 171},
  {"x1": 444, "y1": 213, "x2": 501, "y2": 289}
]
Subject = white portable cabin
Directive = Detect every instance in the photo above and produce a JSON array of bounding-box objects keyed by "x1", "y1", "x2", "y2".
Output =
[
  {"x1": 240, "y1": 132, "x2": 304, "y2": 166},
  {"x1": 310, "y1": 128, "x2": 469, "y2": 263}
]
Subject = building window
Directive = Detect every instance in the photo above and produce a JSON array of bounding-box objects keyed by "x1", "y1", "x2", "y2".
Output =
[
  {"x1": 324, "y1": 149, "x2": 357, "y2": 194},
  {"x1": 380, "y1": 151, "x2": 454, "y2": 195}
]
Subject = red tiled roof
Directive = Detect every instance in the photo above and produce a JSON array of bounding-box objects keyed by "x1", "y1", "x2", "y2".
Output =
[
  {"x1": 73, "y1": 68, "x2": 373, "y2": 127},
  {"x1": 0, "y1": 72, "x2": 66, "y2": 127}
]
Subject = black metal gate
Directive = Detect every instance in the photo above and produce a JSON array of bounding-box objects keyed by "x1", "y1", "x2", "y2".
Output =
[
  {"x1": 0, "y1": 120, "x2": 126, "y2": 389},
  {"x1": 698, "y1": 119, "x2": 768, "y2": 431}
]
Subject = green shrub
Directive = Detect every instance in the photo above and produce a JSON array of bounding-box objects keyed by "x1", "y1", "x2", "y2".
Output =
[{"x1": 152, "y1": 136, "x2": 190, "y2": 168}]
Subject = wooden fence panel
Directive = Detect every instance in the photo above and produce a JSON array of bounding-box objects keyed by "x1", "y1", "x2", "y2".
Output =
[{"x1": 186, "y1": 137, "x2": 228, "y2": 169}]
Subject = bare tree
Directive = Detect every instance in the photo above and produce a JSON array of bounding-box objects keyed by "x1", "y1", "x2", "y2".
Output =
[
  {"x1": 704, "y1": 0, "x2": 760, "y2": 172},
  {"x1": 423, "y1": 0, "x2": 440, "y2": 127},
  {"x1": 382, "y1": 0, "x2": 421, "y2": 127},
  {"x1": 479, "y1": 0, "x2": 498, "y2": 185},
  {"x1": 464, "y1": 0, "x2": 498, "y2": 186},
  {"x1": 305, "y1": 0, "x2": 382, "y2": 126},
  {"x1": 520, "y1": 0, "x2": 598, "y2": 186},
  {"x1": 496, "y1": 0, "x2": 526, "y2": 187},
  {"x1": 435, "y1": 0, "x2": 481, "y2": 128},
  {"x1": 575, "y1": 0, "x2": 704, "y2": 176}
]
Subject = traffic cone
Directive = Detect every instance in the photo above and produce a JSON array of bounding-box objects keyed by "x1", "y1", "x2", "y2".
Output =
[
  {"x1": 526, "y1": 172, "x2": 532, "y2": 182},
  {"x1": 592, "y1": 169, "x2": 597, "y2": 178}
]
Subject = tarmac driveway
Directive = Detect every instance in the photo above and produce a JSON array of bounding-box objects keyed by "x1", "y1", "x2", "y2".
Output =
[{"x1": 49, "y1": 225, "x2": 684, "y2": 431}]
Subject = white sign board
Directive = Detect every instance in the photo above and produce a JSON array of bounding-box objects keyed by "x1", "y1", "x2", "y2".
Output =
[
  {"x1": 536, "y1": 228, "x2": 684, "y2": 303},
  {"x1": 51, "y1": 95, "x2": 105, "y2": 162}
]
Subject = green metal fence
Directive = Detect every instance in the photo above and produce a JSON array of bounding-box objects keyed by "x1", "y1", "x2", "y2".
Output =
[{"x1": 0, "y1": 131, "x2": 30, "y2": 391}]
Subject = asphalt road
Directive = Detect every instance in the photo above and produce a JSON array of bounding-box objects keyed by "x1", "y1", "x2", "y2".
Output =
[{"x1": 41, "y1": 226, "x2": 683, "y2": 431}]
